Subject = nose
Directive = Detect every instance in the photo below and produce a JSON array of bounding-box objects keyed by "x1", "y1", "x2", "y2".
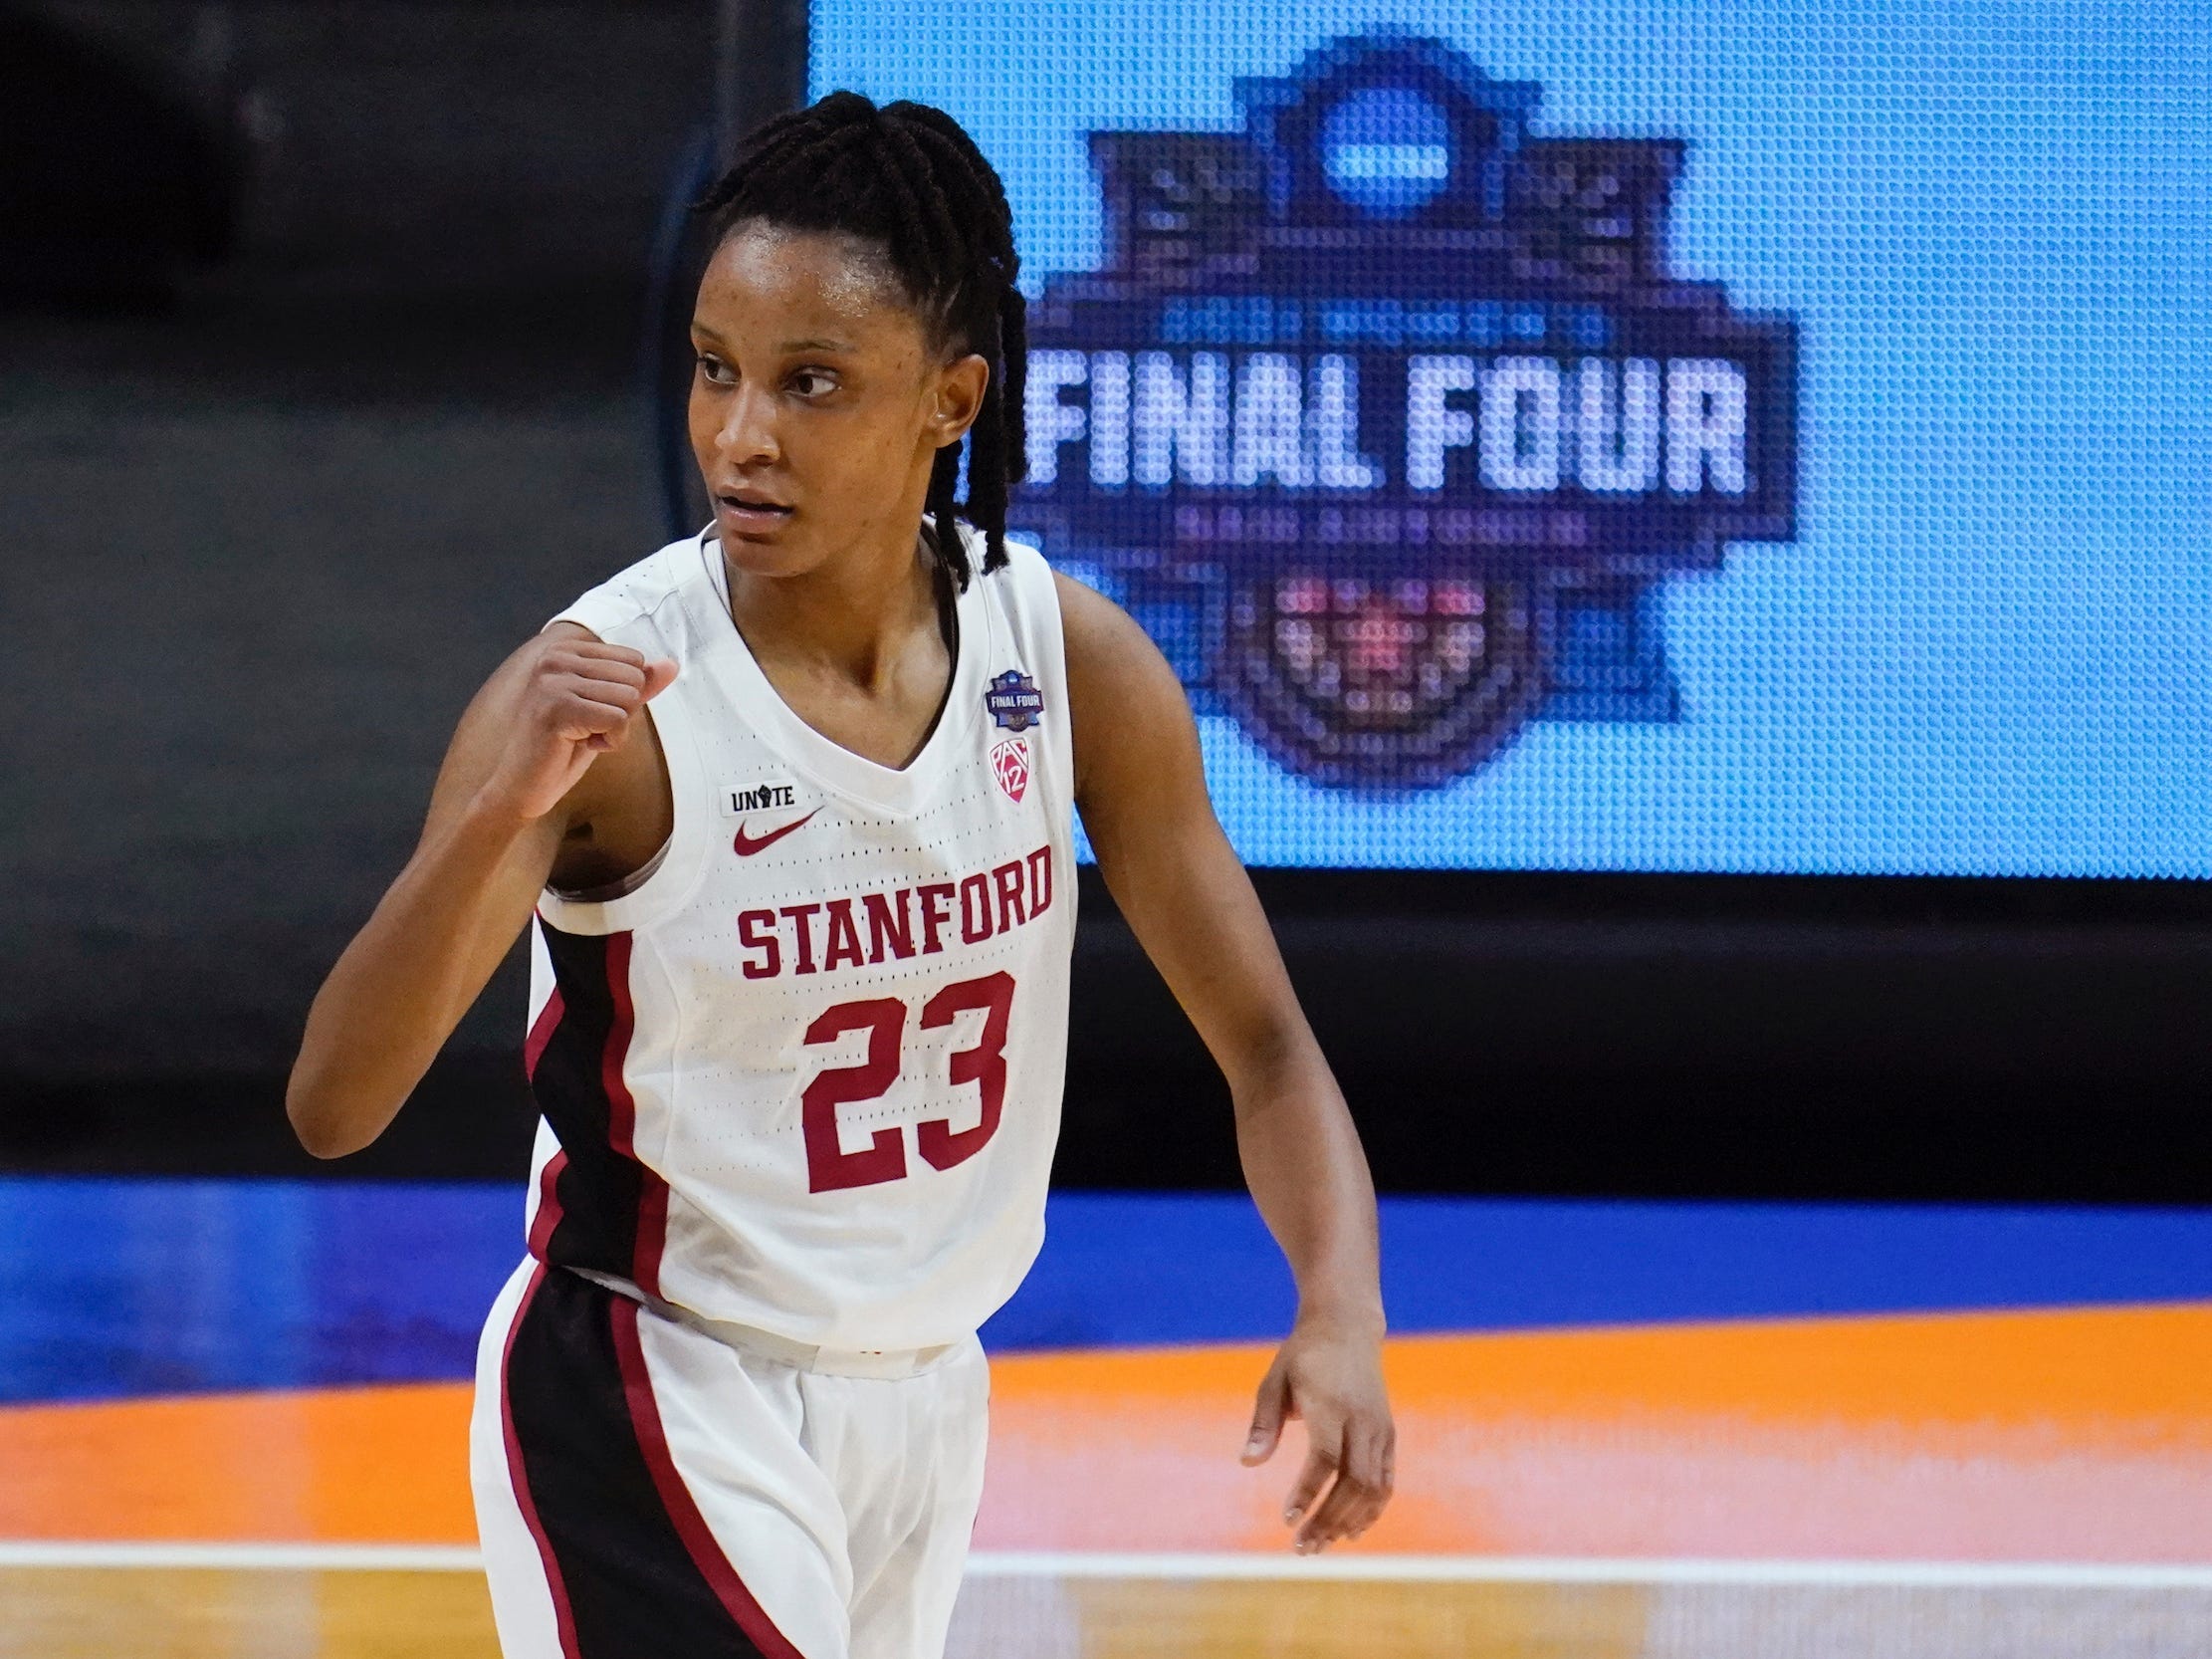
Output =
[{"x1": 716, "y1": 381, "x2": 780, "y2": 467}]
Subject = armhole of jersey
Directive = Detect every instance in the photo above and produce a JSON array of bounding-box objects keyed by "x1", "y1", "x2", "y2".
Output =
[
  {"x1": 992, "y1": 542, "x2": 1081, "y2": 932},
  {"x1": 534, "y1": 610, "x2": 713, "y2": 938},
  {"x1": 1006, "y1": 541, "x2": 1077, "y2": 790}
]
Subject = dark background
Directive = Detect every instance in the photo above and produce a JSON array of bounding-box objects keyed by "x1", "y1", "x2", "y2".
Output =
[{"x1": 7, "y1": 0, "x2": 2209, "y2": 1202}]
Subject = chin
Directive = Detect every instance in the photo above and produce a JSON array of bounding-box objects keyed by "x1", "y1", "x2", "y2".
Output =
[{"x1": 714, "y1": 524, "x2": 818, "y2": 580}]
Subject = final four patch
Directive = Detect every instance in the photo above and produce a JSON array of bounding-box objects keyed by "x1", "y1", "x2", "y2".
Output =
[{"x1": 986, "y1": 668, "x2": 1044, "y2": 732}]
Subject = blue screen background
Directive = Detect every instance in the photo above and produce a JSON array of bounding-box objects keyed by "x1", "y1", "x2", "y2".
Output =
[{"x1": 812, "y1": 1, "x2": 2212, "y2": 875}]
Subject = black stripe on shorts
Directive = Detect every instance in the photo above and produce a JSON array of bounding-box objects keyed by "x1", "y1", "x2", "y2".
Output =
[{"x1": 504, "y1": 1268, "x2": 797, "y2": 1659}]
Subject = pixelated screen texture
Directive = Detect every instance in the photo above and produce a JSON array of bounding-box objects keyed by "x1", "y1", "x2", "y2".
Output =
[{"x1": 813, "y1": 2, "x2": 2212, "y2": 875}]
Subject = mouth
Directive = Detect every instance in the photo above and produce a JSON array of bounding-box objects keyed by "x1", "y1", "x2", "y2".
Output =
[{"x1": 714, "y1": 488, "x2": 795, "y2": 533}]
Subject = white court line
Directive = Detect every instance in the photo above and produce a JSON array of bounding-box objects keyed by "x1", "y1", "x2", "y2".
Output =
[
  {"x1": 1, "y1": 1541, "x2": 2210, "y2": 1590},
  {"x1": 972, "y1": 1552, "x2": 2212, "y2": 1590}
]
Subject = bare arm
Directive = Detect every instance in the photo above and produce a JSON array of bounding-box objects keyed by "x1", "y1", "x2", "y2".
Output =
[
  {"x1": 285, "y1": 625, "x2": 675, "y2": 1157},
  {"x1": 1056, "y1": 571, "x2": 1394, "y2": 1554}
]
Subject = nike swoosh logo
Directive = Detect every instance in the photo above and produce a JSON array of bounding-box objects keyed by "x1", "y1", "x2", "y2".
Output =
[{"x1": 733, "y1": 808, "x2": 819, "y2": 856}]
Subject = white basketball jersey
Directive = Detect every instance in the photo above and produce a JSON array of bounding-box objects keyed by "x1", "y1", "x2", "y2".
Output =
[{"x1": 518, "y1": 521, "x2": 1077, "y2": 1352}]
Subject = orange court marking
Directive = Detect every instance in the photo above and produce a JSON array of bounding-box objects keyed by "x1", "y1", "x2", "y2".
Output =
[
  {"x1": 0, "y1": 1381, "x2": 476, "y2": 1544},
  {"x1": 3, "y1": 1304, "x2": 2207, "y2": 1562},
  {"x1": 982, "y1": 1303, "x2": 2212, "y2": 1560}
]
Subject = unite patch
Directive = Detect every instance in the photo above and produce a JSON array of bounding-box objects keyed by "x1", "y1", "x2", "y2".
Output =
[{"x1": 721, "y1": 780, "x2": 801, "y2": 817}]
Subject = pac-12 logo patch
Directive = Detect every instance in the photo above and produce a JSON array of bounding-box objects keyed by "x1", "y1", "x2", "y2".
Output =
[
  {"x1": 992, "y1": 738, "x2": 1031, "y2": 804},
  {"x1": 985, "y1": 668, "x2": 1045, "y2": 732}
]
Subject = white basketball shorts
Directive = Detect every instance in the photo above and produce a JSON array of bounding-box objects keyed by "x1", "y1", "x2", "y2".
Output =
[{"x1": 469, "y1": 1259, "x2": 991, "y2": 1659}]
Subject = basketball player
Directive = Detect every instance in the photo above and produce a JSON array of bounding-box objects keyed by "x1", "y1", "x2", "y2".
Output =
[{"x1": 287, "y1": 93, "x2": 1393, "y2": 1659}]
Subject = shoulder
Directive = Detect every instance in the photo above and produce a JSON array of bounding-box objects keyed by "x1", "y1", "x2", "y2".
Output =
[
  {"x1": 978, "y1": 535, "x2": 1168, "y2": 698},
  {"x1": 547, "y1": 533, "x2": 712, "y2": 645},
  {"x1": 1043, "y1": 566, "x2": 1198, "y2": 804},
  {"x1": 1049, "y1": 565, "x2": 1169, "y2": 684},
  {"x1": 969, "y1": 530, "x2": 1057, "y2": 614}
]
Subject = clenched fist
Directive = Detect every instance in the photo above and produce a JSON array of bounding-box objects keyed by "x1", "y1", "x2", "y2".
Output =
[{"x1": 475, "y1": 633, "x2": 679, "y2": 824}]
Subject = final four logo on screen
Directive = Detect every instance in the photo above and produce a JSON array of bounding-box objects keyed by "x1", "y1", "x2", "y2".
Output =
[{"x1": 1012, "y1": 32, "x2": 1798, "y2": 790}]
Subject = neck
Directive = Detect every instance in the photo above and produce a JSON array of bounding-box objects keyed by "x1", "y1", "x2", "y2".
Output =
[{"x1": 721, "y1": 517, "x2": 948, "y2": 690}]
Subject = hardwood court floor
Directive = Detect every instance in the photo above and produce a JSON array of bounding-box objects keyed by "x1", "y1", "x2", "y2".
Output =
[{"x1": 6, "y1": 1566, "x2": 2212, "y2": 1658}]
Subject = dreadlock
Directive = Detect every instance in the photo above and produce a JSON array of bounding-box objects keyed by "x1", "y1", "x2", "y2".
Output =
[{"x1": 692, "y1": 92, "x2": 1028, "y2": 592}]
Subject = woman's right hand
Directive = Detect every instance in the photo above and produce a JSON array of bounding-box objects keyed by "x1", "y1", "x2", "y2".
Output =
[
  {"x1": 476, "y1": 632, "x2": 679, "y2": 824},
  {"x1": 290, "y1": 623, "x2": 674, "y2": 1158}
]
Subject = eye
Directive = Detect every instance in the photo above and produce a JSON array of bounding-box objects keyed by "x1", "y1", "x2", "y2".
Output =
[
  {"x1": 694, "y1": 353, "x2": 736, "y2": 386},
  {"x1": 789, "y1": 367, "x2": 839, "y2": 398}
]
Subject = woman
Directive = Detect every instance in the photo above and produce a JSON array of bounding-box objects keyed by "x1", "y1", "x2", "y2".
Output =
[{"x1": 287, "y1": 91, "x2": 1393, "y2": 1659}]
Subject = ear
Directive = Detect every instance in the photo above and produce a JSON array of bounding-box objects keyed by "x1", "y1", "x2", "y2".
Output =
[{"x1": 929, "y1": 352, "x2": 992, "y2": 448}]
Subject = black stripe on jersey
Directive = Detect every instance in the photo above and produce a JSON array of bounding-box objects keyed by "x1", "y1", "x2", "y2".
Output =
[
  {"x1": 504, "y1": 1269, "x2": 785, "y2": 1659},
  {"x1": 530, "y1": 922, "x2": 665, "y2": 1292}
]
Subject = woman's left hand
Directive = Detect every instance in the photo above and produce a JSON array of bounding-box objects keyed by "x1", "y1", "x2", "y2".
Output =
[{"x1": 1240, "y1": 1310, "x2": 1396, "y2": 1553}]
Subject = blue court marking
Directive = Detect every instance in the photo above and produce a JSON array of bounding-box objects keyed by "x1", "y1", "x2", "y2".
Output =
[
  {"x1": 981, "y1": 1194, "x2": 2212, "y2": 1348},
  {"x1": 0, "y1": 1179, "x2": 514, "y2": 1406},
  {"x1": 3, "y1": 1178, "x2": 2211, "y2": 1404}
]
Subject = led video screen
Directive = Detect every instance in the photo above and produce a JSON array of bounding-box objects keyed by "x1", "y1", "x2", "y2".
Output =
[{"x1": 811, "y1": 3, "x2": 2210, "y2": 875}]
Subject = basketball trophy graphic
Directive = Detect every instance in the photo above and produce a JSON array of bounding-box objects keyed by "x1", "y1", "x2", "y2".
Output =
[{"x1": 1013, "y1": 32, "x2": 1799, "y2": 790}]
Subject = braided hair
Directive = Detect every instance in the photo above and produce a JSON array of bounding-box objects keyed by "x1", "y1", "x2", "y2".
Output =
[{"x1": 693, "y1": 92, "x2": 1027, "y2": 591}]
